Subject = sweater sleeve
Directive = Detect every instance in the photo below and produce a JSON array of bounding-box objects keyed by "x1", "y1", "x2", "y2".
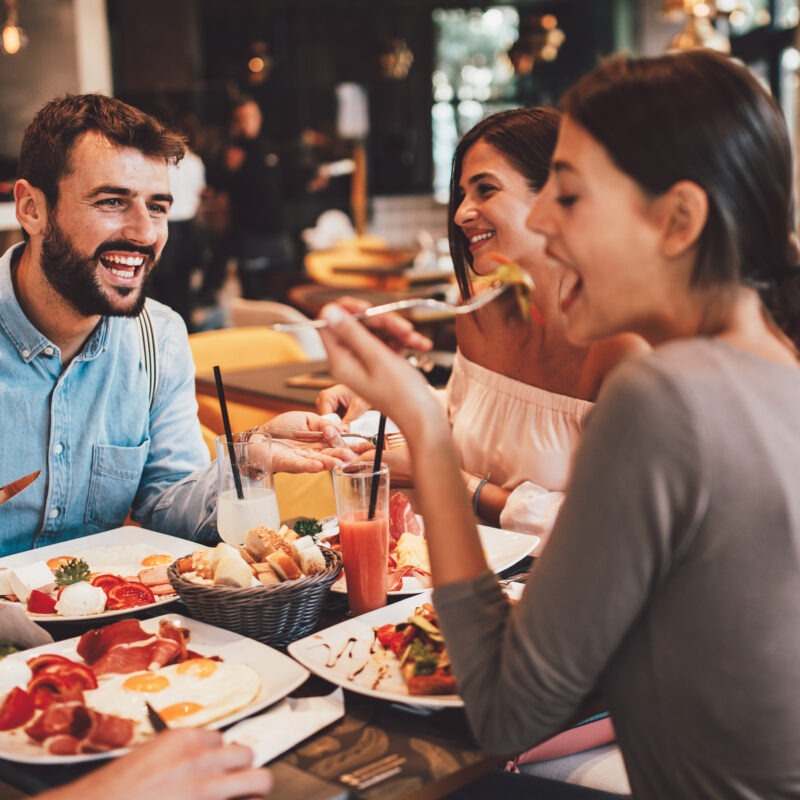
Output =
[{"x1": 433, "y1": 356, "x2": 707, "y2": 755}]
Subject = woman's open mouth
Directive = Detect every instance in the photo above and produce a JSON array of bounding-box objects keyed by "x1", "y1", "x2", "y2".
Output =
[{"x1": 558, "y1": 269, "x2": 583, "y2": 315}]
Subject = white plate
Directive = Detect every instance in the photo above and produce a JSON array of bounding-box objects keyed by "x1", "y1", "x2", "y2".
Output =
[
  {"x1": 0, "y1": 613, "x2": 309, "y2": 764},
  {"x1": 0, "y1": 527, "x2": 200, "y2": 622},
  {"x1": 289, "y1": 591, "x2": 462, "y2": 708},
  {"x1": 328, "y1": 522, "x2": 539, "y2": 596}
]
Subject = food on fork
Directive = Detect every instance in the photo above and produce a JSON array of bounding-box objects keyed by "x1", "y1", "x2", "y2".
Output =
[{"x1": 474, "y1": 252, "x2": 544, "y2": 325}]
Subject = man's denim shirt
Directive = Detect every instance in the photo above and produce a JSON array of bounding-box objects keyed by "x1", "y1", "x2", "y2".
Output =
[{"x1": 0, "y1": 243, "x2": 219, "y2": 556}]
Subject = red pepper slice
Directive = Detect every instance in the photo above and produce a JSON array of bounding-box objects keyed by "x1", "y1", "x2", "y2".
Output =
[
  {"x1": 27, "y1": 672, "x2": 85, "y2": 709},
  {"x1": 105, "y1": 581, "x2": 155, "y2": 610},
  {"x1": 90, "y1": 573, "x2": 125, "y2": 594},
  {"x1": 26, "y1": 589, "x2": 57, "y2": 615},
  {"x1": 0, "y1": 687, "x2": 35, "y2": 731},
  {"x1": 27, "y1": 653, "x2": 72, "y2": 676}
]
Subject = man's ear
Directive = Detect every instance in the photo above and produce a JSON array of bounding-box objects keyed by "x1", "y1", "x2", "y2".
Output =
[
  {"x1": 660, "y1": 180, "x2": 708, "y2": 259},
  {"x1": 14, "y1": 179, "x2": 48, "y2": 238}
]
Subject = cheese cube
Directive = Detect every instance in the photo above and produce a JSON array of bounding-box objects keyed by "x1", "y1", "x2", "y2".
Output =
[
  {"x1": 0, "y1": 569, "x2": 11, "y2": 596},
  {"x1": 8, "y1": 562, "x2": 56, "y2": 603}
]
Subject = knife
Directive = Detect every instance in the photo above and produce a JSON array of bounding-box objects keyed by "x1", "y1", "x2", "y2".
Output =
[
  {"x1": 0, "y1": 470, "x2": 40, "y2": 506},
  {"x1": 145, "y1": 701, "x2": 169, "y2": 732}
]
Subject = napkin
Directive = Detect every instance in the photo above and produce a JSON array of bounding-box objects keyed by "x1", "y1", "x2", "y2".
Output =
[
  {"x1": 223, "y1": 688, "x2": 345, "y2": 767},
  {"x1": 0, "y1": 603, "x2": 54, "y2": 649}
]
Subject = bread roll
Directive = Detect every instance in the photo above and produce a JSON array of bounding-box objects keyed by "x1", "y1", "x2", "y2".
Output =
[
  {"x1": 214, "y1": 554, "x2": 255, "y2": 588},
  {"x1": 255, "y1": 564, "x2": 280, "y2": 585},
  {"x1": 243, "y1": 526, "x2": 283, "y2": 561},
  {"x1": 298, "y1": 544, "x2": 326, "y2": 575},
  {"x1": 266, "y1": 550, "x2": 302, "y2": 581}
]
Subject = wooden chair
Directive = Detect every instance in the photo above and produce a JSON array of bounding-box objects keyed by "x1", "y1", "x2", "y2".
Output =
[{"x1": 188, "y1": 327, "x2": 309, "y2": 435}]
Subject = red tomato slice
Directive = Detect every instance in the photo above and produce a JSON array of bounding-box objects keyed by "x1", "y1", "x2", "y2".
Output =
[
  {"x1": 26, "y1": 589, "x2": 57, "y2": 615},
  {"x1": 90, "y1": 574, "x2": 125, "y2": 594},
  {"x1": 0, "y1": 687, "x2": 35, "y2": 731},
  {"x1": 106, "y1": 581, "x2": 155, "y2": 610},
  {"x1": 27, "y1": 653, "x2": 72, "y2": 676},
  {"x1": 27, "y1": 673, "x2": 84, "y2": 709}
]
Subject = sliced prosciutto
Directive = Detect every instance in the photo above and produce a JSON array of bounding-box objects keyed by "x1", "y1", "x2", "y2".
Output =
[
  {"x1": 26, "y1": 702, "x2": 135, "y2": 753},
  {"x1": 77, "y1": 619, "x2": 152, "y2": 665},
  {"x1": 389, "y1": 492, "x2": 423, "y2": 541}
]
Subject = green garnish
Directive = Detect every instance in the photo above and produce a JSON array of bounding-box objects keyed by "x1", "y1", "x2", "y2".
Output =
[
  {"x1": 408, "y1": 641, "x2": 438, "y2": 675},
  {"x1": 293, "y1": 518, "x2": 323, "y2": 541},
  {"x1": 53, "y1": 557, "x2": 91, "y2": 587},
  {"x1": 0, "y1": 641, "x2": 19, "y2": 659}
]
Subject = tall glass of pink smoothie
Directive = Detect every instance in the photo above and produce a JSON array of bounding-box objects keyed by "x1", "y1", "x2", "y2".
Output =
[{"x1": 332, "y1": 463, "x2": 390, "y2": 616}]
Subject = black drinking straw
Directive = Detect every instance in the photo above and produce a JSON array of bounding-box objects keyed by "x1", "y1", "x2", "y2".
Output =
[
  {"x1": 213, "y1": 365, "x2": 244, "y2": 500},
  {"x1": 368, "y1": 413, "x2": 387, "y2": 520}
]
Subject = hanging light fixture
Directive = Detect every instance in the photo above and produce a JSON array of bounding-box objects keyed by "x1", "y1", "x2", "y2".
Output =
[
  {"x1": 2, "y1": 0, "x2": 26, "y2": 55},
  {"x1": 663, "y1": 0, "x2": 740, "y2": 53}
]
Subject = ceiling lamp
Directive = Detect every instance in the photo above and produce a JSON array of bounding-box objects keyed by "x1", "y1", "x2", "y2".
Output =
[
  {"x1": 664, "y1": 0, "x2": 740, "y2": 53},
  {"x1": 2, "y1": 0, "x2": 27, "y2": 56}
]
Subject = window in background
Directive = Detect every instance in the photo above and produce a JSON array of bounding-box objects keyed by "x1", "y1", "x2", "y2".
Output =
[{"x1": 431, "y1": 7, "x2": 519, "y2": 202}]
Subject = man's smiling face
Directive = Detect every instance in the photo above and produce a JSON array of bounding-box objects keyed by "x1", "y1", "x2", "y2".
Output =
[{"x1": 40, "y1": 130, "x2": 172, "y2": 318}]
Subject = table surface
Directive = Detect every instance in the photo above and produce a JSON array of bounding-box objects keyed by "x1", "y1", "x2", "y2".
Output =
[{"x1": 0, "y1": 558, "x2": 534, "y2": 800}]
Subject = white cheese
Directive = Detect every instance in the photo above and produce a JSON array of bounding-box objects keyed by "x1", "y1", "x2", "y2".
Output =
[
  {"x1": 0, "y1": 569, "x2": 11, "y2": 596},
  {"x1": 8, "y1": 562, "x2": 56, "y2": 603}
]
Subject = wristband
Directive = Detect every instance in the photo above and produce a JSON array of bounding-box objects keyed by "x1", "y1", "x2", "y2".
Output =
[{"x1": 471, "y1": 476, "x2": 490, "y2": 516}]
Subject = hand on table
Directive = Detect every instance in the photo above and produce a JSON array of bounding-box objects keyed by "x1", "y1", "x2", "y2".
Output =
[
  {"x1": 315, "y1": 383, "x2": 372, "y2": 424},
  {"x1": 37, "y1": 728, "x2": 272, "y2": 800}
]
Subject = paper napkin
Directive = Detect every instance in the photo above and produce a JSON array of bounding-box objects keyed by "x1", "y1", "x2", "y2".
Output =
[
  {"x1": 223, "y1": 688, "x2": 345, "y2": 767},
  {"x1": 0, "y1": 603, "x2": 54, "y2": 649}
]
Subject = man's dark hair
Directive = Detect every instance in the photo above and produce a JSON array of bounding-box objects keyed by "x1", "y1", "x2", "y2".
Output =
[{"x1": 18, "y1": 93, "x2": 186, "y2": 209}]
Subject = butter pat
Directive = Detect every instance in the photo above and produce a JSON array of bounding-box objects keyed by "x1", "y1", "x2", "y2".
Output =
[{"x1": 8, "y1": 562, "x2": 55, "y2": 603}]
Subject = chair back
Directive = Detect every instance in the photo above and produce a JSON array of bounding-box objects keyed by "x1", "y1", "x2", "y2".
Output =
[
  {"x1": 227, "y1": 298, "x2": 326, "y2": 360},
  {"x1": 189, "y1": 327, "x2": 309, "y2": 434}
]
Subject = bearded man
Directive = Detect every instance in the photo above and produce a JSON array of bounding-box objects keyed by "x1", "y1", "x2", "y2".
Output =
[{"x1": 1, "y1": 94, "x2": 365, "y2": 556}]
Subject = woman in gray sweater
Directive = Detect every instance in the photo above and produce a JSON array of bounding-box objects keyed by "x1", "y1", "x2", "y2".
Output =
[{"x1": 319, "y1": 49, "x2": 800, "y2": 799}]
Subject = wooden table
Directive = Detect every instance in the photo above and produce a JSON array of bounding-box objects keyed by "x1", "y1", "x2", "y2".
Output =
[{"x1": 196, "y1": 360, "x2": 330, "y2": 415}]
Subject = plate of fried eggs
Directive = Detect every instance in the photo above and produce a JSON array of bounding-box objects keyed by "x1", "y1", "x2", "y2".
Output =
[{"x1": 0, "y1": 613, "x2": 310, "y2": 764}]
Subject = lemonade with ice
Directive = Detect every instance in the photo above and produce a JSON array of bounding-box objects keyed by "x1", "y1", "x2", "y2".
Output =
[{"x1": 217, "y1": 487, "x2": 281, "y2": 546}]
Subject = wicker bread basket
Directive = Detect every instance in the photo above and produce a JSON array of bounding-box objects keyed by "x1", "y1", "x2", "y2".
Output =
[{"x1": 167, "y1": 547, "x2": 342, "y2": 648}]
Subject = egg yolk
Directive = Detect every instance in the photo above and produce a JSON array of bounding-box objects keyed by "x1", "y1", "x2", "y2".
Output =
[
  {"x1": 141, "y1": 554, "x2": 173, "y2": 567},
  {"x1": 176, "y1": 658, "x2": 218, "y2": 678},
  {"x1": 123, "y1": 672, "x2": 171, "y2": 692},
  {"x1": 160, "y1": 702, "x2": 204, "y2": 722}
]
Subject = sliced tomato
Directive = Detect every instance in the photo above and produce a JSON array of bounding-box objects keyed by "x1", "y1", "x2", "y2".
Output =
[
  {"x1": 27, "y1": 673, "x2": 85, "y2": 709},
  {"x1": 90, "y1": 574, "x2": 125, "y2": 594},
  {"x1": 27, "y1": 653, "x2": 72, "y2": 676},
  {"x1": 375, "y1": 624, "x2": 398, "y2": 648},
  {"x1": 0, "y1": 687, "x2": 35, "y2": 731},
  {"x1": 105, "y1": 581, "x2": 155, "y2": 610},
  {"x1": 26, "y1": 589, "x2": 57, "y2": 615}
]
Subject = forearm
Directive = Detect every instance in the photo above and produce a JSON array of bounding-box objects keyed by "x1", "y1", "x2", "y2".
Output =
[
  {"x1": 459, "y1": 470, "x2": 509, "y2": 527},
  {"x1": 405, "y1": 414, "x2": 487, "y2": 586}
]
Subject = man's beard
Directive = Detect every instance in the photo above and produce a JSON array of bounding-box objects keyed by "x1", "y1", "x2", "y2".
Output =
[{"x1": 40, "y1": 218, "x2": 156, "y2": 318}]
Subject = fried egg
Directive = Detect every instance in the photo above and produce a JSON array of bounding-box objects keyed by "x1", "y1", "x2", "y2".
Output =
[
  {"x1": 72, "y1": 545, "x2": 175, "y2": 576},
  {"x1": 83, "y1": 658, "x2": 261, "y2": 731}
]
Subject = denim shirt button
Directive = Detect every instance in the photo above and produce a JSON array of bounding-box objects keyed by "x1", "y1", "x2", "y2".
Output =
[
  {"x1": 21, "y1": 349, "x2": 30, "y2": 359},
  {"x1": 48, "y1": 508, "x2": 59, "y2": 519},
  {"x1": 53, "y1": 443, "x2": 63, "y2": 455}
]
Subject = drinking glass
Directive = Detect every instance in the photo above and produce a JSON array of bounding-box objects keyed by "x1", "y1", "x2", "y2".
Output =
[
  {"x1": 215, "y1": 433, "x2": 281, "y2": 546},
  {"x1": 332, "y1": 462, "x2": 389, "y2": 616}
]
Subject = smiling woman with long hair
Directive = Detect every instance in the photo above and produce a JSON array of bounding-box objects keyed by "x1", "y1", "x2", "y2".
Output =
[{"x1": 319, "y1": 50, "x2": 800, "y2": 799}]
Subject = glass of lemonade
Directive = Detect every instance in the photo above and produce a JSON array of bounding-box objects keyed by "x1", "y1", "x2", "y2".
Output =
[
  {"x1": 215, "y1": 433, "x2": 281, "y2": 545},
  {"x1": 332, "y1": 462, "x2": 390, "y2": 616}
]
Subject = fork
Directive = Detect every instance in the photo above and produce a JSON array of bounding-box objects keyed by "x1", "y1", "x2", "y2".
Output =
[
  {"x1": 264, "y1": 427, "x2": 407, "y2": 449},
  {"x1": 269, "y1": 283, "x2": 510, "y2": 331}
]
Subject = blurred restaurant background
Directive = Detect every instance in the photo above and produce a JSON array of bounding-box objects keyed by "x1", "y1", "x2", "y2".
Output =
[{"x1": 0, "y1": 0, "x2": 799, "y2": 334}]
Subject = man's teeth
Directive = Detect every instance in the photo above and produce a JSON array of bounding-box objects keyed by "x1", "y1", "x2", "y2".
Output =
[
  {"x1": 469, "y1": 232, "x2": 495, "y2": 245},
  {"x1": 103, "y1": 254, "x2": 144, "y2": 267}
]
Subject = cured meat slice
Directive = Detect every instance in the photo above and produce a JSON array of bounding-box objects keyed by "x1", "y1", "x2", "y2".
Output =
[
  {"x1": 26, "y1": 702, "x2": 93, "y2": 743},
  {"x1": 90, "y1": 636, "x2": 181, "y2": 677},
  {"x1": 77, "y1": 619, "x2": 151, "y2": 665},
  {"x1": 81, "y1": 712, "x2": 135, "y2": 752},
  {"x1": 389, "y1": 492, "x2": 422, "y2": 541},
  {"x1": 45, "y1": 734, "x2": 81, "y2": 756}
]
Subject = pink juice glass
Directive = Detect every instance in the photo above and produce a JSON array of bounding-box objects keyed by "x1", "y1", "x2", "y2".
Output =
[{"x1": 332, "y1": 463, "x2": 389, "y2": 616}]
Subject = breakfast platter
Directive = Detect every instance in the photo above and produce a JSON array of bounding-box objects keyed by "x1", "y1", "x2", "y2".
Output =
[
  {"x1": 0, "y1": 528, "x2": 199, "y2": 622},
  {"x1": 0, "y1": 613, "x2": 309, "y2": 764},
  {"x1": 289, "y1": 591, "x2": 461, "y2": 708}
]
